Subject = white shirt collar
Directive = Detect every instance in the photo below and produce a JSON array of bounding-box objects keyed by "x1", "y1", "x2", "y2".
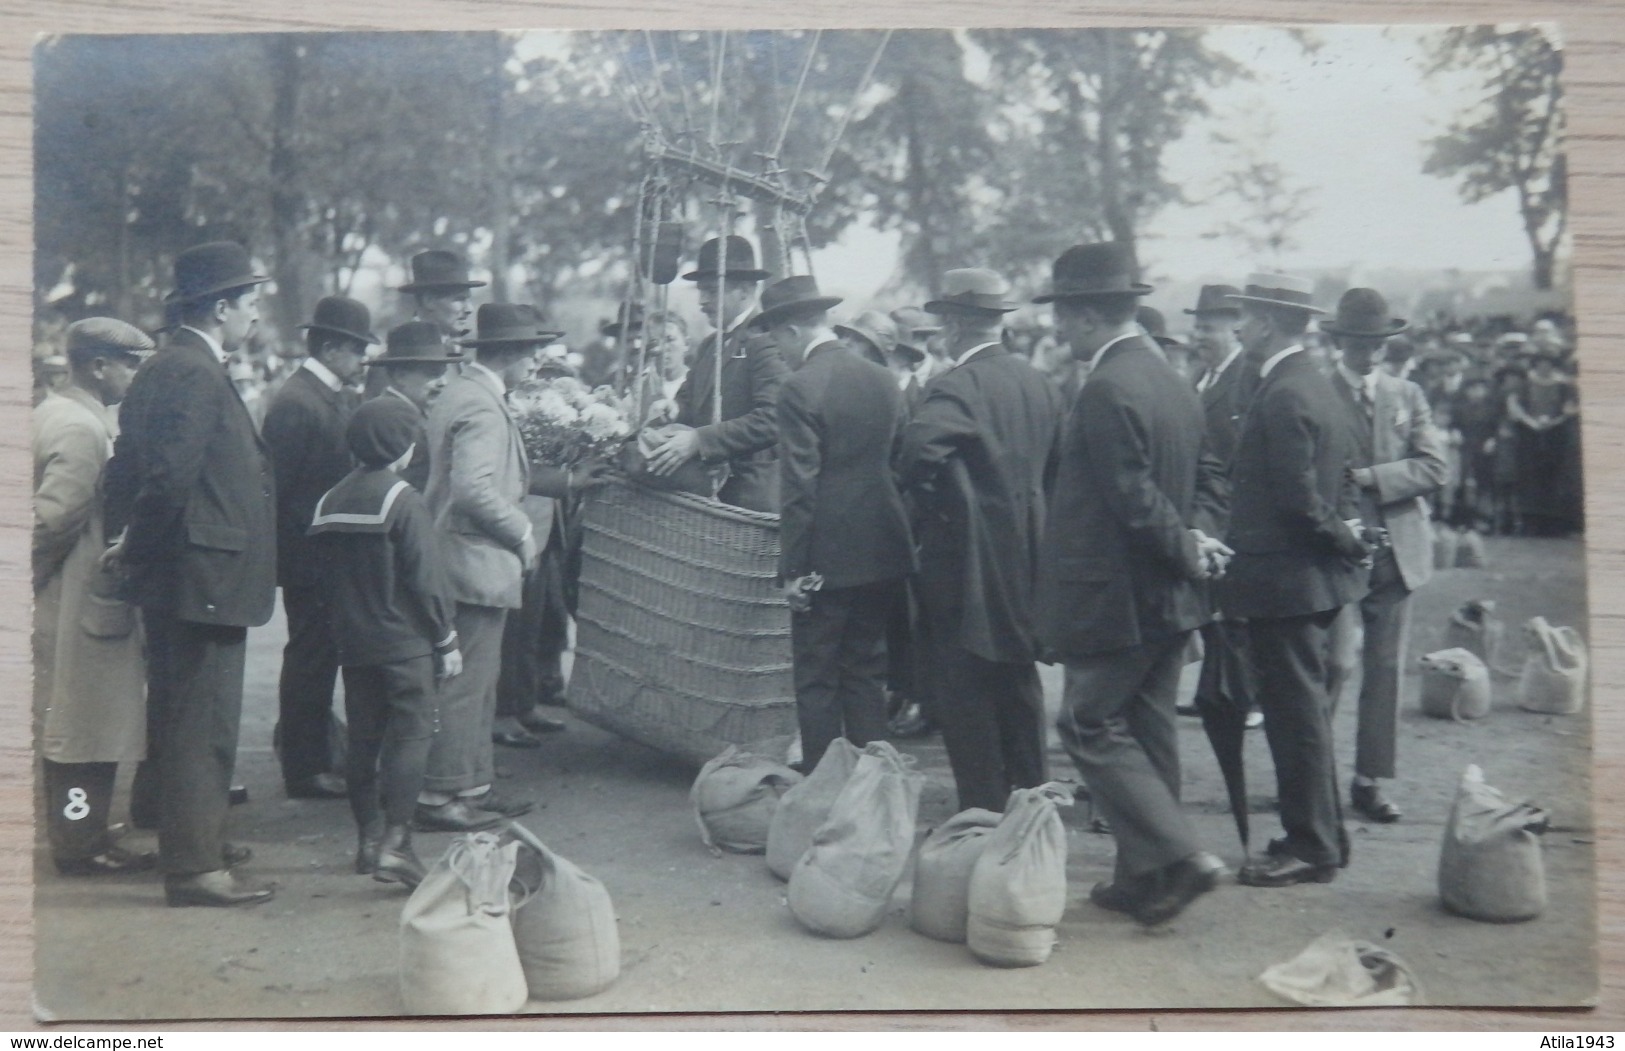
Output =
[
  {"x1": 1336, "y1": 362, "x2": 1377, "y2": 400},
  {"x1": 301, "y1": 355, "x2": 344, "y2": 393},
  {"x1": 180, "y1": 325, "x2": 228, "y2": 366},
  {"x1": 953, "y1": 340, "x2": 1001, "y2": 369},
  {"x1": 1260, "y1": 343, "x2": 1304, "y2": 380},
  {"x1": 803, "y1": 328, "x2": 839, "y2": 360},
  {"x1": 384, "y1": 385, "x2": 422, "y2": 413},
  {"x1": 462, "y1": 359, "x2": 507, "y2": 399},
  {"x1": 1087, "y1": 331, "x2": 1141, "y2": 374}
]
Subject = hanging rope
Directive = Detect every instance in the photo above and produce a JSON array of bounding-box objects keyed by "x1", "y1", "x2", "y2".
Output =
[
  {"x1": 707, "y1": 30, "x2": 727, "y2": 156},
  {"x1": 813, "y1": 29, "x2": 893, "y2": 182},
  {"x1": 638, "y1": 30, "x2": 680, "y2": 143},
  {"x1": 770, "y1": 29, "x2": 821, "y2": 163},
  {"x1": 665, "y1": 32, "x2": 697, "y2": 144},
  {"x1": 610, "y1": 31, "x2": 667, "y2": 140},
  {"x1": 592, "y1": 31, "x2": 657, "y2": 133}
]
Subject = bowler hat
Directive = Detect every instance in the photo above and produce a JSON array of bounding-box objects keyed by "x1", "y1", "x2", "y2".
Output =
[
  {"x1": 682, "y1": 236, "x2": 771, "y2": 283},
  {"x1": 167, "y1": 241, "x2": 270, "y2": 305},
  {"x1": 397, "y1": 249, "x2": 487, "y2": 293},
  {"x1": 299, "y1": 295, "x2": 380, "y2": 346},
  {"x1": 600, "y1": 304, "x2": 644, "y2": 339},
  {"x1": 65, "y1": 317, "x2": 155, "y2": 366},
  {"x1": 1034, "y1": 243, "x2": 1153, "y2": 304},
  {"x1": 1136, "y1": 305, "x2": 1181, "y2": 350},
  {"x1": 458, "y1": 303, "x2": 564, "y2": 349},
  {"x1": 1320, "y1": 288, "x2": 1408, "y2": 339},
  {"x1": 1184, "y1": 284, "x2": 1242, "y2": 317},
  {"x1": 364, "y1": 321, "x2": 464, "y2": 367},
  {"x1": 1227, "y1": 272, "x2": 1326, "y2": 315},
  {"x1": 754, "y1": 275, "x2": 843, "y2": 329},
  {"x1": 835, "y1": 310, "x2": 901, "y2": 361},
  {"x1": 925, "y1": 268, "x2": 1019, "y2": 316}
]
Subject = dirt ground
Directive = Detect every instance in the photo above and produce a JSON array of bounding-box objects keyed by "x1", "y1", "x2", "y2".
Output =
[{"x1": 32, "y1": 536, "x2": 1596, "y2": 1022}]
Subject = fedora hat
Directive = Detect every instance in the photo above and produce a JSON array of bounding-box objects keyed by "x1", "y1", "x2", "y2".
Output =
[
  {"x1": 166, "y1": 241, "x2": 270, "y2": 305},
  {"x1": 1321, "y1": 288, "x2": 1408, "y2": 338},
  {"x1": 1136, "y1": 305, "x2": 1182, "y2": 350},
  {"x1": 363, "y1": 321, "x2": 464, "y2": 367},
  {"x1": 64, "y1": 317, "x2": 155, "y2": 366},
  {"x1": 457, "y1": 303, "x2": 564, "y2": 349},
  {"x1": 1184, "y1": 284, "x2": 1242, "y2": 317},
  {"x1": 754, "y1": 275, "x2": 843, "y2": 329},
  {"x1": 835, "y1": 309, "x2": 901, "y2": 360},
  {"x1": 890, "y1": 306, "x2": 941, "y2": 337},
  {"x1": 397, "y1": 249, "x2": 487, "y2": 293},
  {"x1": 1228, "y1": 272, "x2": 1326, "y2": 315},
  {"x1": 682, "y1": 235, "x2": 771, "y2": 283},
  {"x1": 1033, "y1": 242, "x2": 1153, "y2": 304},
  {"x1": 925, "y1": 268, "x2": 1019, "y2": 316},
  {"x1": 600, "y1": 304, "x2": 644, "y2": 338},
  {"x1": 299, "y1": 295, "x2": 380, "y2": 346}
]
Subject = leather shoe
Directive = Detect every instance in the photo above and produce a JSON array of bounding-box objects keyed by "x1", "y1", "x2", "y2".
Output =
[
  {"x1": 1132, "y1": 853, "x2": 1224, "y2": 927},
  {"x1": 492, "y1": 729, "x2": 543, "y2": 749},
  {"x1": 1268, "y1": 829, "x2": 1350, "y2": 869},
  {"x1": 164, "y1": 870, "x2": 275, "y2": 908},
  {"x1": 517, "y1": 712, "x2": 567, "y2": 734},
  {"x1": 1088, "y1": 880, "x2": 1146, "y2": 916},
  {"x1": 888, "y1": 703, "x2": 935, "y2": 739},
  {"x1": 413, "y1": 799, "x2": 503, "y2": 833},
  {"x1": 55, "y1": 845, "x2": 158, "y2": 877},
  {"x1": 286, "y1": 772, "x2": 348, "y2": 800},
  {"x1": 222, "y1": 842, "x2": 253, "y2": 868},
  {"x1": 1351, "y1": 780, "x2": 1402, "y2": 824},
  {"x1": 1237, "y1": 853, "x2": 1337, "y2": 888},
  {"x1": 469, "y1": 789, "x2": 534, "y2": 818}
]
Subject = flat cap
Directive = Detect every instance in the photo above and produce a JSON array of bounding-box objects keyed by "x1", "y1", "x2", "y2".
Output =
[{"x1": 65, "y1": 317, "x2": 156, "y2": 364}]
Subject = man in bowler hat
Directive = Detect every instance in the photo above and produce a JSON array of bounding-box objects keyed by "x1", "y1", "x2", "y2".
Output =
[
  {"x1": 646, "y1": 235, "x2": 789, "y2": 512},
  {"x1": 263, "y1": 296, "x2": 378, "y2": 800},
  {"x1": 362, "y1": 320, "x2": 464, "y2": 491},
  {"x1": 1219, "y1": 273, "x2": 1370, "y2": 888},
  {"x1": 1032, "y1": 243, "x2": 1230, "y2": 926},
  {"x1": 365, "y1": 249, "x2": 484, "y2": 400},
  {"x1": 759, "y1": 277, "x2": 916, "y2": 772},
  {"x1": 1320, "y1": 288, "x2": 1447, "y2": 825},
  {"x1": 895, "y1": 268, "x2": 1062, "y2": 812},
  {"x1": 415, "y1": 303, "x2": 554, "y2": 831},
  {"x1": 103, "y1": 241, "x2": 278, "y2": 907}
]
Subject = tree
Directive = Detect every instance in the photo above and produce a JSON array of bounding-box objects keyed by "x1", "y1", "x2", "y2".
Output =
[
  {"x1": 1423, "y1": 26, "x2": 1567, "y2": 290},
  {"x1": 1202, "y1": 116, "x2": 1316, "y2": 265}
]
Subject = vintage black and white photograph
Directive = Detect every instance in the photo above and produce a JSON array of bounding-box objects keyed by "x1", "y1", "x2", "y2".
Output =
[{"x1": 29, "y1": 22, "x2": 1593, "y2": 1020}]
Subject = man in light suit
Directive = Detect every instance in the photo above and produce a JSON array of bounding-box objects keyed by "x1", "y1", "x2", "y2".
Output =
[
  {"x1": 103, "y1": 242, "x2": 279, "y2": 907},
  {"x1": 415, "y1": 303, "x2": 555, "y2": 832},
  {"x1": 1321, "y1": 289, "x2": 1448, "y2": 824},
  {"x1": 1032, "y1": 244, "x2": 1230, "y2": 927},
  {"x1": 646, "y1": 236, "x2": 789, "y2": 512},
  {"x1": 896, "y1": 268, "x2": 1063, "y2": 813},
  {"x1": 1219, "y1": 274, "x2": 1370, "y2": 888},
  {"x1": 762, "y1": 278, "x2": 916, "y2": 772}
]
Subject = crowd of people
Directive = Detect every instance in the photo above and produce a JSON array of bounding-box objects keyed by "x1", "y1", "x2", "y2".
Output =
[{"x1": 32, "y1": 231, "x2": 1581, "y2": 931}]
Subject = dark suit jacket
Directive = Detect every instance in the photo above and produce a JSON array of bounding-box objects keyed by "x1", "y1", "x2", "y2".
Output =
[
  {"x1": 777, "y1": 341, "x2": 915, "y2": 590},
  {"x1": 104, "y1": 328, "x2": 277, "y2": 627},
  {"x1": 1198, "y1": 353, "x2": 1257, "y2": 469},
  {"x1": 1218, "y1": 349, "x2": 1369, "y2": 620},
  {"x1": 1033, "y1": 335, "x2": 1226, "y2": 660},
  {"x1": 676, "y1": 319, "x2": 790, "y2": 513},
  {"x1": 895, "y1": 343, "x2": 1062, "y2": 663},
  {"x1": 263, "y1": 365, "x2": 356, "y2": 590}
]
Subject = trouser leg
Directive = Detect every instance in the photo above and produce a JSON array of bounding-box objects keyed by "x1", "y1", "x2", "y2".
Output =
[
  {"x1": 149, "y1": 613, "x2": 246, "y2": 876},
  {"x1": 994, "y1": 659, "x2": 1046, "y2": 794},
  {"x1": 535, "y1": 542, "x2": 571, "y2": 703},
  {"x1": 342, "y1": 665, "x2": 387, "y2": 832},
  {"x1": 1356, "y1": 552, "x2": 1411, "y2": 781},
  {"x1": 931, "y1": 645, "x2": 1007, "y2": 813},
  {"x1": 791, "y1": 591, "x2": 846, "y2": 773},
  {"x1": 277, "y1": 585, "x2": 339, "y2": 788},
  {"x1": 421, "y1": 604, "x2": 506, "y2": 795},
  {"x1": 131, "y1": 618, "x2": 173, "y2": 830},
  {"x1": 377, "y1": 656, "x2": 438, "y2": 825},
  {"x1": 496, "y1": 567, "x2": 547, "y2": 721},
  {"x1": 43, "y1": 759, "x2": 117, "y2": 861},
  {"x1": 1250, "y1": 610, "x2": 1342, "y2": 867},
  {"x1": 834, "y1": 580, "x2": 893, "y2": 749}
]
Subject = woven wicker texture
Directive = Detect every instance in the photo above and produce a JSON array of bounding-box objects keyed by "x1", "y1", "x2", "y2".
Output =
[{"x1": 569, "y1": 478, "x2": 797, "y2": 764}]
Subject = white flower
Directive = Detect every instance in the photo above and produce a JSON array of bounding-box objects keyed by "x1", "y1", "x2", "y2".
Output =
[{"x1": 580, "y1": 400, "x2": 629, "y2": 440}]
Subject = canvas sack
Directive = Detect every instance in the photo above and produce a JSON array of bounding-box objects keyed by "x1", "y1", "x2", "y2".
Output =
[
  {"x1": 909, "y1": 808, "x2": 1002, "y2": 944},
  {"x1": 766, "y1": 737, "x2": 861, "y2": 881},
  {"x1": 1418, "y1": 647, "x2": 1492, "y2": 721},
  {"x1": 507, "y1": 822, "x2": 620, "y2": 1001},
  {"x1": 966, "y1": 785, "x2": 1070, "y2": 968},
  {"x1": 1442, "y1": 599, "x2": 1503, "y2": 667},
  {"x1": 691, "y1": 745, "x2": 802, "y2": 855},
  {"x1": 787, "y1": 741, "x2": 925, "y2": 938},
  {"x1": 1454, "y1": 528, "x2": 1487, "y2": 568},
  {"x1": 1438, "y1": 764, "x2": 1549, "y2": 923},
  {"x1": 399, "y1": 832, "x2": 528, "y2": 1016},
  {"x1": 1516, "y1": 616, "x2": 1587, "y2": 715}
]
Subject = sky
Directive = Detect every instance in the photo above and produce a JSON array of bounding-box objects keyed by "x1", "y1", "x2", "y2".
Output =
[{"x1": 809, "y1": 24, "x2": 1549, "y2": 304}]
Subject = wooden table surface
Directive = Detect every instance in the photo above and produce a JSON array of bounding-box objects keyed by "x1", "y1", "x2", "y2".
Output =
[{"x1": 0, "y1": 0, "x2": 1619, "y2": 1031}]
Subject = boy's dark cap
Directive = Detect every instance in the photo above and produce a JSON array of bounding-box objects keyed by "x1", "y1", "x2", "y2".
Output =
[{"x1": 346, "y1": 396, "x2": 420, "y2": 466}]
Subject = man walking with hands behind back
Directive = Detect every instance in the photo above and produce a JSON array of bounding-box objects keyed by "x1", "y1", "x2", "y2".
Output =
[
  {"x1": 1220, "y1": 274, "x2": 1370, "y2": 888},
  {"x1": 103, "y1": 242, "x2": 278, "y2": 907},
  {"x1": 1032, "y1": 243, "x2": 1230, "y2": 927},
  {"x1": 895, "y1": 268, "x2": 1062, "y2": 813}
]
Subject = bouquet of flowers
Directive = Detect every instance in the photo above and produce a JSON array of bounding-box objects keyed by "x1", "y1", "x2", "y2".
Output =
[{"x1": 508, "y1": 375, "x2": 634, "y2": 468}]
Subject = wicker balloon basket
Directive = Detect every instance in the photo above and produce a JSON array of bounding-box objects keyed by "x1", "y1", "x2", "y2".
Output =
[{"x1": 567, "y1": 477, "x2": 797, "y2": 765}]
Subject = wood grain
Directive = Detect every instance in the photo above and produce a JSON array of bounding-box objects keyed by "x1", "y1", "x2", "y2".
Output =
[{"x1": 0, "y1": 0, "x2": 1621, "y2": 1032}]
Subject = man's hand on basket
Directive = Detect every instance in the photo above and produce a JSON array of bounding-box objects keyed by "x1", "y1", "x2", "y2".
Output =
[
  {"x1": 569, "y1": 462, "x2": 615, "y2": 495},
  {"x1": 646, "y1": 428, "x2": 700, "y2": 476}
]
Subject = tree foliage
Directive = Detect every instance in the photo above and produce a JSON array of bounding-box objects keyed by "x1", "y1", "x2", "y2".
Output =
[{"x1": 1422, "y1": 26, "x2": 1567, "y2": 289}]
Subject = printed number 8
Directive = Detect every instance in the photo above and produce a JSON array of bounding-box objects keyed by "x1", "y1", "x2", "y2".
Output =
[{"x1": 63, "y1": 786, "x2": 90, "y2": 821}]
